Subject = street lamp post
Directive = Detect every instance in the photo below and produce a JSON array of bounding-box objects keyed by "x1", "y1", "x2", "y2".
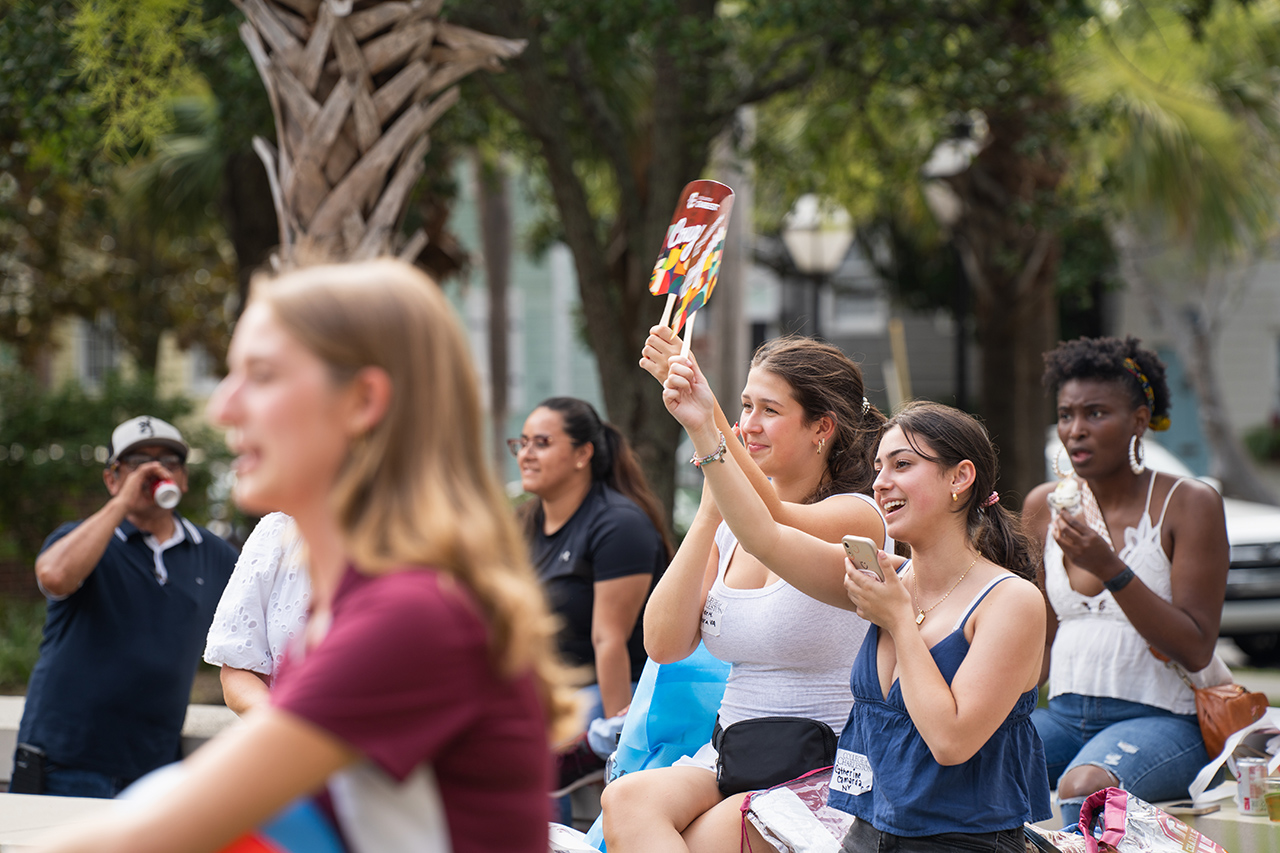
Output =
[{"x1": 781, "y1": 194, "x2": 854, "y2": 340}]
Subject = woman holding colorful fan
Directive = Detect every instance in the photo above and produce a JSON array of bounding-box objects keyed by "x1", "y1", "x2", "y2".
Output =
[
  {"x1": 656, "y1": 351, "x2": 1050, "y2": 852},
  {"x1": 601, "y1": 332, "x2": 890, "y2": 853}
]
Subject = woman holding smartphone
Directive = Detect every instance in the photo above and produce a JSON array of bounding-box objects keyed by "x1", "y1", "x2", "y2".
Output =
[
  {"x1": 658, "y1": 354, "x2": 1050, "y2": 852},
  {"x1": 602, "y1": 334, "x2": 890, "y2": 853},
  {"x1": 41, "y1": 259, "x2": 573, "y2": 853}
]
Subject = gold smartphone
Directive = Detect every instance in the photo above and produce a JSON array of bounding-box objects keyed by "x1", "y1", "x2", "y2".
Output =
[{"x1": 842, "y1": 534, "x2": 882, "y2": 580}]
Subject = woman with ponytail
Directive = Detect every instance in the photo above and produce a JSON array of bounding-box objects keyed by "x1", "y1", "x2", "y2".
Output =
[
  {"x1": 657, "y1": 352, "x2": 1050, "y2": 852},
  {"x1": 512, "y1": 397, "x2": 672, "y2": 793}
]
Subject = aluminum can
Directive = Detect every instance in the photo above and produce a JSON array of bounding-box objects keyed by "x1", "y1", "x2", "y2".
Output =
[
  {"x1": 1236, "y1": 757, "x2": 1268, "y2": 815},
  {"x1": 152, "y1": 479, "x2": 181, "y2": 510}
]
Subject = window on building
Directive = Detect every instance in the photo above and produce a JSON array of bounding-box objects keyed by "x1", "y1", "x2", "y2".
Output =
[
  {"x1": 188, "y1": 344, "x2": 223, "y2": 397},
  {"x1": 82, "y1": 313, "x2": 118, "y2": 390}
]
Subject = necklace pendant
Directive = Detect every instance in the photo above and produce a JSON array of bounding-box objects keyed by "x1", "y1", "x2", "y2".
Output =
[{"x1": 915, "y1": 611, "x2": 926, "y2": 625}]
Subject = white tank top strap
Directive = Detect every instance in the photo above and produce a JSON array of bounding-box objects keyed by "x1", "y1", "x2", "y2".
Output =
[
  {"x1": 844, "y1": 491, "x2": 894, "y2": 554},
  {"x1": 951, "y1": 575, "x2": 1014, "y2": 632},
  {"x1": 1142, "y1": 467, "x2": 1158, "y2": 512},
  {"x1": 1154, "y1": 476, "x2": 1187, "y2": 528}
]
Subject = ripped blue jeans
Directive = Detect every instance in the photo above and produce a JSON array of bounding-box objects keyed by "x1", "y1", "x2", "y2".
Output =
[{"x1": 1032, "y1": 694, "x2": 1210, "y2": 827}]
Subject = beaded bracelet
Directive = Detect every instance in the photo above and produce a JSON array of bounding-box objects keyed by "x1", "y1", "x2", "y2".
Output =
[
  {"x1": 1103, "y1": 565, "x2": 1136, "y2": 593},
  {"x1": 690, "y1": 431, "x2": 727, "y2": 469}
]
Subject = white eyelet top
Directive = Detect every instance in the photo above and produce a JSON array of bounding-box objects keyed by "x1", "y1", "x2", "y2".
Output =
[
  {"x1": 1045, "y1": 475, "x2": 1229, "y2": 714},
  {"x1": 203, "y1": 512, "x2": 310, "y2": 680}
]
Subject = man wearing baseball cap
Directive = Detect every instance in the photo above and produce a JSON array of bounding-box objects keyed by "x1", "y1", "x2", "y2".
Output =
[{"x1": 11, "y1": 416, "x2": 237, "y2": 798}]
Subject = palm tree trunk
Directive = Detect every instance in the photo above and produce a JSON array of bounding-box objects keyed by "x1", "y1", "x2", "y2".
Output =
[{"x1": 232, "y1": 0, "x2": 524, "y2": 266}]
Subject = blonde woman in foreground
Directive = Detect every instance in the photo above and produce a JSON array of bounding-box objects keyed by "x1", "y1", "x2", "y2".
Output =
[{"x1": 42, "y1": 259, "x2": 572, "y2": 853}]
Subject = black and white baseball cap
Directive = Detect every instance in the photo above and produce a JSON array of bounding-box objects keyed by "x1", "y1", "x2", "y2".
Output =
[{"x1": 107, "y1": 416, "x2": 189, "y2": 465}]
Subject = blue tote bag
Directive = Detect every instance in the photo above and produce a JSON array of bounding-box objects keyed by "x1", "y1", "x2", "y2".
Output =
[{"x1": 584, "y1": 643, "x2": 730, "y2": 850}]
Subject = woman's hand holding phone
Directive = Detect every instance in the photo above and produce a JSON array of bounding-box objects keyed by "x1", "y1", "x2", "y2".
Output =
[{"x1": 842, "y1": 535, "x2": 883, "y2": 581}]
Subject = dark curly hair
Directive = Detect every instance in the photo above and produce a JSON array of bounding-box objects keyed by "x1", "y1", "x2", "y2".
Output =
[
  {"x1": 1042, "y1": 336, "x2": 1171, "y2": 426},
  {"x1": 750, "y1": 336, "x2": 886, "y2": 503}
]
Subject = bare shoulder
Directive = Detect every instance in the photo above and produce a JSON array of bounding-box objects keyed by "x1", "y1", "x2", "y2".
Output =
[
  {"x1": 966, "y1": 570, "x2": 1046, "y2": 644},
  {"x1": 1160, "y1": 473, "x2": 1226, "y2": 540},
  {"x1": 983, "y1": 572, "x2": 1047, "y2": 617},
  {"x1": 1162, "y1": 472, "x2": 1224, "y2": 508},
  {"x1": 1024, "y1": 481, "x2": 1055, "y2": 510}
]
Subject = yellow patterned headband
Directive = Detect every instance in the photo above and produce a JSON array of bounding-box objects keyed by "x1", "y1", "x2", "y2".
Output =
[{"x1": 1123, "y1": 357, "x2": 1171, "y2": 431}]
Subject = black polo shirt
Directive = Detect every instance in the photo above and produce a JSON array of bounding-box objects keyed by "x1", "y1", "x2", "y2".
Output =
[
  {"x1": 531, "y1": 482, "x2": 665, "y2": 683},
  {"x1": 18, "y1": 515, "x2": 237, "y2": 780}
]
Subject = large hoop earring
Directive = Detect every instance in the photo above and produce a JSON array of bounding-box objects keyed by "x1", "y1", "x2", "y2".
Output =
[
  {"x1": 1128, "y1": 435, "x2": 1145, "y2": 475},
  {"x1": 1052, "y1": 447, "x2": 1069, "y2": 479}
]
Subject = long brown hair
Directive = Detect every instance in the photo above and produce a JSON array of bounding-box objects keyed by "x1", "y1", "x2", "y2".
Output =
[
  {"x1": 252, "y1": 259, "x2": 575, "y2": 738},
  {"x1": 520, "y1": 397, "x2": 674, "y2": 561},
  {"x1": 750, "y1": 336, "x2": 886, "y2": 503}
]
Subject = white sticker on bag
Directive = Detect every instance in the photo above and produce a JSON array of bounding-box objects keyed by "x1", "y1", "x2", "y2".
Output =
[
  {"x1": 701, "y1": 594, "x2": 725, "y2": 637},
  {"x1": 830, "y1": 749, "x2": 873, "y2": 796}
]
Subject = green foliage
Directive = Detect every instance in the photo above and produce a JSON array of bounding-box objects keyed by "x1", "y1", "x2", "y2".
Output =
[
  {"x1": 1, "y1": 1, "x2": 239, "y2": 370},
  {"x1": 0, "y1": 1, "x2": 106, "y2": 183},
  {"x1": 1058, "y1": 0, "x2": 1280, "y2": 261},
  {"x1": 67, "y1": 0, "x2": 211, "y2": 157},
  {"x1": 0, "y1": 0, "x2": 114, "y2": 361},
  {"x1": 0, "y1": 599, "x2": 44, "y2": 692},
  {"x1": 749, "y1": 1, "x2": 1114, "y2": 316},
  {"x1": 1245, "y1": 421, "x2": 1280, "y2": 462},
  {"x1": 0, "y1": 368, "x2": 234, "y2": 563}
]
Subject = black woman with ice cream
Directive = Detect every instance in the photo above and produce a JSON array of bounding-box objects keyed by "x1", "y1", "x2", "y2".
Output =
[{"x1": 1024, "y1": 336, "x2": 1231, "y2": 826}]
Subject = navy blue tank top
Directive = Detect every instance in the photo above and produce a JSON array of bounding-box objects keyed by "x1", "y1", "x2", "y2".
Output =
[{"x1": 827, "y1": 573, "x2": 1052, "y2": 836}]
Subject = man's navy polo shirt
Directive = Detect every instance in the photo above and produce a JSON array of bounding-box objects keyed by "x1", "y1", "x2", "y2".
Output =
[{"x1": 18, "y1": 515, "x2": 237, "y2": 780}]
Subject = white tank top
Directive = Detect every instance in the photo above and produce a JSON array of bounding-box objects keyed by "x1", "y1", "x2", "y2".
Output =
[
  {"x1": 1045, "y1": 474, "x2": 1227, "y2": 715},
  {"x1": 701, "y1": 492, "x2": 890, "y2": 734}
]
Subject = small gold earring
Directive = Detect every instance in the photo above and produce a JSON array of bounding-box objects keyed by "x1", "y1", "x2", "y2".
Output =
[
  {"x1": 952, "y1": 492, "x2": 958, "y2": 502},
  {"x1": 817, "y1": 438, "x2": 826, "y2": 455}
]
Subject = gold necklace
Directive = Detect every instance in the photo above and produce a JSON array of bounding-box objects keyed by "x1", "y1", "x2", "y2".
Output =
[{"x1": 912, "y1": 556, "x2": 978, "y2": 625}]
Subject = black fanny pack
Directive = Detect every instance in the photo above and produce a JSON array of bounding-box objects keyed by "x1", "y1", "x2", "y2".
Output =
[{"x1": 713, "y1": 716, "x2": 837, "y2": 796}]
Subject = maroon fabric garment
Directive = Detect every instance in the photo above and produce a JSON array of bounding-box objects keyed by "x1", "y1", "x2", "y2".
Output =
[{"x1": 273, "y1": 565, "x2": 551, "y2": 853}]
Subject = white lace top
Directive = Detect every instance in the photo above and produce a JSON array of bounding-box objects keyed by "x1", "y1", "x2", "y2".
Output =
[
  {"x1": 1045, "y1": 474, "x2": 1228, "y2": 715},
  {"x1": 203, "y1": 512, "x2": 310, "y2": 679}
]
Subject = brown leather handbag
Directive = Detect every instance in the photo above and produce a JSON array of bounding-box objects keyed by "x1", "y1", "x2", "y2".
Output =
[
  {"x1": 1154, "y1": 649, "x2": 1269, "y2": 758},
  {"x1": 1185, "y1": 680, "x2": 1269, "y2": 758}
]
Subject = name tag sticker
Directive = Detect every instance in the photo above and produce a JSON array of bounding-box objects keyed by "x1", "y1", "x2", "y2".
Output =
[
  {"x1": 831, "y1": 749, "x2": 873, "y2": 796},
  {"x1": 701, "y1": 594, "x2": 725, "y2": 637}
]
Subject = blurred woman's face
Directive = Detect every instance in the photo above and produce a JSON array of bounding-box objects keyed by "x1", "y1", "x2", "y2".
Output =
[
  {"x1": 516, "y1": 407, "x2": 592, "y2": 500},
  {"x1": 208, "y1": 302, "x2": 355, "y2": 518},
  {"x1": 1056, "y1": 378, "x2": 1143, "y2": 479}
]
